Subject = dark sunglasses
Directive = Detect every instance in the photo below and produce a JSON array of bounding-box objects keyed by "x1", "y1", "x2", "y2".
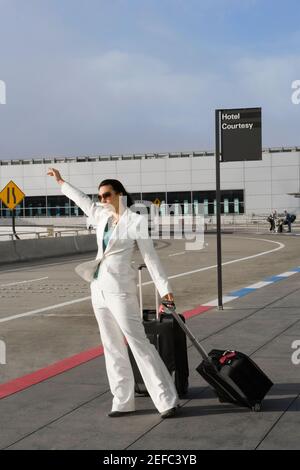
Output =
[{"x1": 98, "y1": 191, "x2": 112, "y2": 201}]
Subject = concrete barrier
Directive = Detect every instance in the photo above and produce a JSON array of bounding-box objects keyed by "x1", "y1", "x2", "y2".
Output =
[
  {"x1": 0, "y1": 240, "x2": 20, "y2": 264},
  {"x1": 0, "y1": 234, "x2": 97, "y2": 265}
]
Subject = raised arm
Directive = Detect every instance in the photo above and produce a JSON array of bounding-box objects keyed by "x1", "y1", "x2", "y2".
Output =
[{"x1": 47, "y1": 167, "x2": 105, "y2": 223}]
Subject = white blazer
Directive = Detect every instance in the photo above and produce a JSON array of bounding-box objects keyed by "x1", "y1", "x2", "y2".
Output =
[{"x1": 61, "y1": 182, "x2": 172, "y2": 298}]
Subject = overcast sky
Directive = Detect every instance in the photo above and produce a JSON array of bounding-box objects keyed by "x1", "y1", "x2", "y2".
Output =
[{"x1": 0, "y1": 0, "x2": 299, "y2": 159}]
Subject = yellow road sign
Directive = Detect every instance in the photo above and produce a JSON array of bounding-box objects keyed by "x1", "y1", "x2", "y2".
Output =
[
  {"x1": 0, "y1": 180, "x2": 25, "y2": 210},
  {"x1": 153, "y1": 198, "x2": 161, "y2": 206}
]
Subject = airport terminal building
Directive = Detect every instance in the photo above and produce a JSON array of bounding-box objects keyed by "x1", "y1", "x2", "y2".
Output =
[{"x1": 0, "y1": 146, "x2": 299, "y2": 219}]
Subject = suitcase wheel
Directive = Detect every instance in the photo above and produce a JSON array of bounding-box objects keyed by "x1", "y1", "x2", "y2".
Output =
[
  {"x1": 251, "y1": 403, "x2": 261, "y2": 412},
  {"x1": 218, "y1": 397, "x2": 226, "y2": 403}
]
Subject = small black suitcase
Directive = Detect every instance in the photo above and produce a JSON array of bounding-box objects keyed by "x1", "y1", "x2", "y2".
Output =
[
  {"x1": 162, "y1": 301, "x2": 273, "y2": 411},
  {"x1": 197, "y1": 349, "x2": 273, "y2": 411},
  {"x1": 128, "y1": 265, "x2": 189, "y2": 398}
]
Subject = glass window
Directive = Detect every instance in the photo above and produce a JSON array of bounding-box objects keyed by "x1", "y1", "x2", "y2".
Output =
[
  {"x1": 24, "y1": 196, "x2": 47, "y2": 217},
  {"x1": 223, "y1": 198, "x2": 229, "y2": 214},
  {"x1": 46, "y1": 195, "x2": 72, "y2": 217},
  {"x1": 166, "y1": 191, "x2": 192, "y2": 215},
  {"x1": 0, "y1": 199, "x2": 24, "y2": 218},
  {"x1": 137, "y1": 192, "x2": 166, "y2": 215},
  {"x1": 141, "y1": 192, "x2": 166, "y2": 204},
  {"x1": 167, "y1": 191, "x2": 191, "y2": 204},
  {"x1": 192, "y1": 190, "x2": 244, "y2": 214},
  {"x1": 130, "y1": 192, "x2": 142, "y2": 205}
]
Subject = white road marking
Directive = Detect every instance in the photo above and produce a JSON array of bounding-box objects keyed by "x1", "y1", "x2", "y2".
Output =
[
  {"x1": 143, "y1": 237, "x2": 285, "y2": 285},
  {"x1": 0, "y1": 277, "x2": 49, "y2": 288},
  {"x1": 0, "y1": 237, "x2": 285, "y2": 324},
  {"x1": 41, "y1": 313, "x2": 94, "y2": 317},
  {"x1": 276, "y1": 271, "x2": 296, "y2": 277},
  {"x1": 246, "y1": 281, "x2": 273, "y2": 289},
  {"x1": 168, "y1": 251, "x2": 186, "y2": 257},
  {"x1": 203, "y1": 296, "x2": 238, "y2": 306},
  {"x1": 0, "y1": 256, "x2": 94, "y2": 274},
  {"x1": 0, "y1": 297, "x2": 91, "y2": 323}
]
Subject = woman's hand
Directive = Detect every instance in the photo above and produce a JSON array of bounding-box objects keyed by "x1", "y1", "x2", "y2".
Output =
[
  {"x1": 162, "y1": 292, "x2": 174, "y2": 302},
  {"x1": 159, "y1": 293, "x2": 175, "y2": 314},
  {"x1": 47, "y1": 168, "x2": 65, "y2": 185}
]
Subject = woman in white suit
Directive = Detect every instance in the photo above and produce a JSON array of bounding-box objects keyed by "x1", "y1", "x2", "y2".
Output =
[{"x1": 47, "y1": 168, "x2": 179, "y2": 418}]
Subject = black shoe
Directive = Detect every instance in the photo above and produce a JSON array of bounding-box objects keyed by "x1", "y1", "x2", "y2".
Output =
[
  {"x1": 160, "y1": 407, "x2": 177, "y2": 419},
  {"x1": 107, "y1": 410, "x2": 135, "y2": 418}
]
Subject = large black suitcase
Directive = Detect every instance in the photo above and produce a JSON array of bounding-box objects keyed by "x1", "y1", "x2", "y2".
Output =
[
  {"x1": 162, "y1": 301, "x2": 273, "y2": 411},
  {"x1": 128, "y1": 265, "x2": 189, "y2": 398}
]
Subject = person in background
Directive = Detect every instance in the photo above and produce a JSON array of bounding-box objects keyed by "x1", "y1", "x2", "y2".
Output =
[
  {"x1": 267, "y1": 210, "x2": 277, "y2": 232},
  {"x1": 284, "y1": 210, "x2": 292, "y2": 233}
]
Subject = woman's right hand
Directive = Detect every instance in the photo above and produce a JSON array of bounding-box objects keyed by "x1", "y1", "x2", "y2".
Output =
[{"x1": 47, "y1": 168, "x2": 65, "y2": 185}]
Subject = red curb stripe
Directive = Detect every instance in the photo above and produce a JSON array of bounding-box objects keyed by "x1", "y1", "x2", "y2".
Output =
[
  {"x1": 183, "y1": 305, "x2": 212, "y2": 319},
  {"x1": 0, "y1": 303, "x2": 212, "y2": 400},
  {"x1": 0, "y1": 346, "x2": 104, "y2": 400}
]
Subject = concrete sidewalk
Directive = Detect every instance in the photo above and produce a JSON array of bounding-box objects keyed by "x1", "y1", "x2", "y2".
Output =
[{"x1": 1, "y1": 275, "x2": 300, "y2": 450}]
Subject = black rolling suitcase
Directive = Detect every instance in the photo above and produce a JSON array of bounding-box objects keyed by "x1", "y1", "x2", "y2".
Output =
[
  {"x1": 162, "y1": 301, "x2": 273, "y2": 411},
  {"x1": 128, "y1": 264, "x2": 189, "y2": 398}
]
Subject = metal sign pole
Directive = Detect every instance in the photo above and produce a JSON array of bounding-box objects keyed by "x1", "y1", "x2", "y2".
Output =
[
  {"x1": 214, "y1": 106, "x2": 261, "y2": 309},
  {"x1": 215, "y1": 109, "x2": 223, "y2": 310},
  {"x1": 11, "y1": 208, "x2": 20, "y2": 240}
]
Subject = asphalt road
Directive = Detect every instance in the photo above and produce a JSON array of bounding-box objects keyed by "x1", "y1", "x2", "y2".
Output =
[{"x1": 0, "y1": 231, "x2": 299, "y2": 384}]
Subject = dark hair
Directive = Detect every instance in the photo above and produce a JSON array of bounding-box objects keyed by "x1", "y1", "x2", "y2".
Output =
[{"x1": 98, "y1": 179, "x2": 134, "y2": 207}]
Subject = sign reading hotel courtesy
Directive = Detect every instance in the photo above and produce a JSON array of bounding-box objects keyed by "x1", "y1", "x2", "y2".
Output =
[{"x1": 220, "y1": 107, "x2": 262, "y2": 162}]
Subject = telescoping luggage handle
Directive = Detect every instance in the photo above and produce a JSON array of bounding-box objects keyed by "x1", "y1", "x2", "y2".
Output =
[
  {"x1": 138, "y1": 264, "x2": 160, "y2": 319},
  {"x1": 162, "y1": 300, "x2": 211, "y2": 362}
]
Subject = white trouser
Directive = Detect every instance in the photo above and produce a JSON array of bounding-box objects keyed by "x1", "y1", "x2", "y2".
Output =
[{"x1": 90, "y1": 281, "x2": 179, "y2": 413}]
